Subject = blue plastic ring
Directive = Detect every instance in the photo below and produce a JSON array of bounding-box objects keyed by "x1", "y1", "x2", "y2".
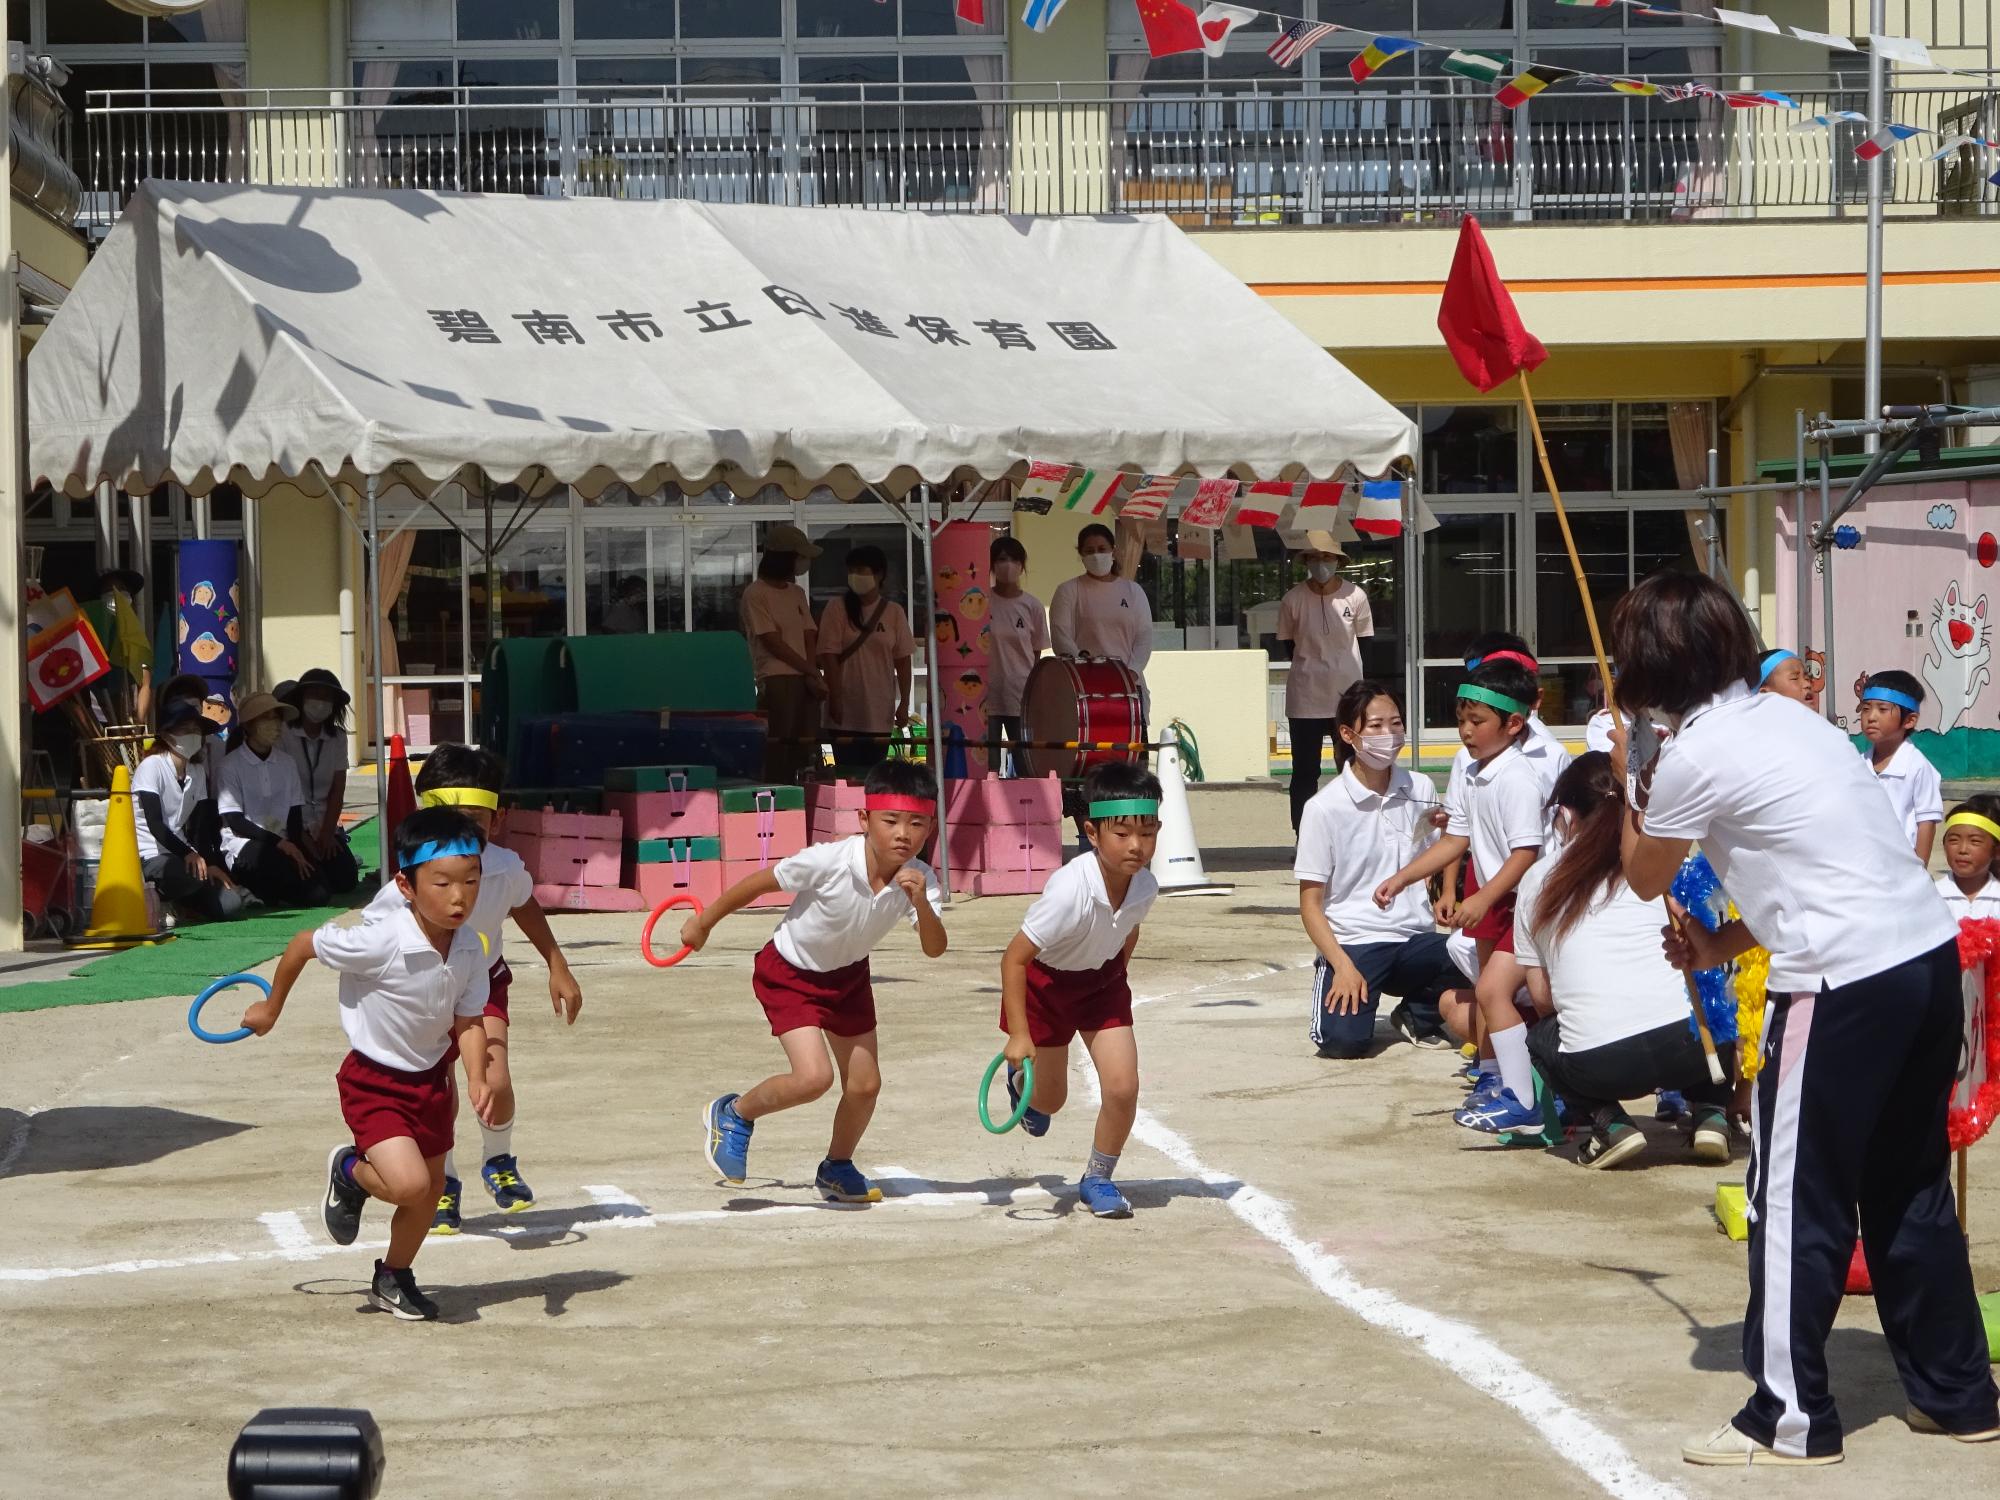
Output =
[{"x1": 189, "y1": 972, "x2": 268, "y2": 1044}]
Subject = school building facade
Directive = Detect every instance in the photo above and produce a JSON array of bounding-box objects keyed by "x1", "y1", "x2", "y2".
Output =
[{"x1": 19, "y1": 0, "x2": 2000, "y2": 775}]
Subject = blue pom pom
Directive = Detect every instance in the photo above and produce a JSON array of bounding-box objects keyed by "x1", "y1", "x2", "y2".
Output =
[
  {"x1": 1833, "y1": 524, "x2": 1862, "y2": 550},
  {"x1": 1669, "y1": 855, "x2": 1738, "y2": 1045}
]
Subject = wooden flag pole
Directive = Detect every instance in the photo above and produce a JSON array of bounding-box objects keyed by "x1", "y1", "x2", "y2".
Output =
[{"x1": 1519, "y1": 369, "x2": 1726, "y2": 1086}]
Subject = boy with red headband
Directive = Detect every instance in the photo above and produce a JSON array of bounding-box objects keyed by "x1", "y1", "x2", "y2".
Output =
[{"x1": 689, "y1": 758, "x2": 947, "y2": 1202}]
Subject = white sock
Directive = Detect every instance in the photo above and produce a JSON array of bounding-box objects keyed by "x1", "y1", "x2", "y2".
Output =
[
  {"x1": 480, "y1": 1119, "x2": 514, "y2": 1164},
  {"x1": 443, "y1": 1149, "x2": 459, "y2": 1182},
  {"x1": 1491, "y1": 1026, "x2": 1534, "y2": 1105}
]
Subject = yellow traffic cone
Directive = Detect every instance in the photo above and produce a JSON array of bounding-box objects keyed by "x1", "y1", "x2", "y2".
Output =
[{"x1": 69, "y1": 764, "x2": 172, "y2": 949}]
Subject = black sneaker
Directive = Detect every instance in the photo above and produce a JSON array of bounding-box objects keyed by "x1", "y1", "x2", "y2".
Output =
[
  {"x1": 1390, "y1": 1003, "x2": 1454, "y2": 1050},
  {"x1": 322, "y1": 1145, "x2": 367, "y2": 1246},
  {"x1": 368, "y1": 1260, "x2": 440, "y2": 1322}
]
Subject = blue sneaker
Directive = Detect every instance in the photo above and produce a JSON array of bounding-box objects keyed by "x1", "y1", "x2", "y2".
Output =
[
  {"x1": 1078, "y1": 1176, "x2": 1132, "y2": 1219},
  {"x1": 1007, "y1": 1064, "x2": 1051, "y2": 1138},
  {"x1": 481, "y1": 1154, "x2": 534, "y2": 1213},
  {"x1": 429, "y1": 1176, "x2": 463, "y2": 1236},
  {"x1": 815, "y1": 1158, "x2": 883, "y2": 1204},
  {"x1": 1656, "y1": 1089, "x2": 1688, "y2": 1123},
  {"x1": 1454, "y1": 1087, "x2": 1542, "y2": 1134},
  {"x1": 1465, "y1": 1069, "x2": 1503, "y2": 1101},
  {"x1": 703, "y1": 1093, "x2": 753, "y2": 1185}
]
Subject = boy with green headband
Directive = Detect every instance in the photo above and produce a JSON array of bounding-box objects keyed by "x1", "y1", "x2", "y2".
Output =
[
  {"x1": 241, "y1": 806, "x2": 500, "y2": 1321},
  {"x1": 998, "y1": 761, "x2": 1163, "y2": 1219},
  {"x1": 366, "y1": 743, "x2": 583, "y2": 1233}
]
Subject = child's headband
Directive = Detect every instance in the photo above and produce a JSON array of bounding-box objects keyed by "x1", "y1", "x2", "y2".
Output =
[
  {"x1": 1466, "y1": 648, "x2": 1538, "y2": 673},
  {"x1": 1860, "y1": 683, "x2": 1920, "y2": 714},
  {"x1": 419, "y1": 787, "x2": 501, "y2": 811},
  {"x1": 1756, "y1": 649, "x2": 1798, "y2": 686},
  {"x1": 400, "y1": 837, "x2": 482, "y2": 870},
  {"x1": 1456, "y1": 683, "x2": 1530, "y2": 717},
  {"x1": 1946, "y1": 811, "x2": 2000, "y2": 843},
  {"x1": 1088, "y1": 798, "x2": 1160, "y2": 819},
  {"x1": 865, "y1": 794, "x2": 933, "y2": 814}
]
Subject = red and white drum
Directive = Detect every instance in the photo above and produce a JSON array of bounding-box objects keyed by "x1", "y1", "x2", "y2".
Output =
[{"x1": 1020, "y1": 656, "x2": 1147, "y2": 781}]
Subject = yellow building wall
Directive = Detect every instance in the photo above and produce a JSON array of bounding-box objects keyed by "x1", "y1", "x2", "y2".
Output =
[
  {"x1": 11, "y1": 201, "x2": 87, "y2": 293},
  {"x1": 254, "y1": 485, "x2": 346, "y2": 696},
  {"x1": 1147, "y1": 649, "x2": 1270, "y2": 783}
]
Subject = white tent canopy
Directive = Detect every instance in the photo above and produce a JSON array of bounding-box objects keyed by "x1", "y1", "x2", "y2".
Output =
[{"x1": 29, "y1": 182, "x2": 1417, "y2": 501}]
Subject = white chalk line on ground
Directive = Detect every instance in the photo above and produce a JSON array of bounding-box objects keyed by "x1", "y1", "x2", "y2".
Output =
[{"x1": 257, "y1": 1211, "x2": 313, "y2": 1254}]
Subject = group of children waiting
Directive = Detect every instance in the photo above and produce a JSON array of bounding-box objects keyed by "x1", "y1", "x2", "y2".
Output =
[{"x1": 1288, "y1": 627, "x2": 1970, "y2": 1171}]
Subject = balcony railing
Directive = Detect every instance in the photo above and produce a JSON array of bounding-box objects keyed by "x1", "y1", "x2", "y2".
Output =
[{"x1": 82, "y1": 79, "x2": 1998, "y2": 234}]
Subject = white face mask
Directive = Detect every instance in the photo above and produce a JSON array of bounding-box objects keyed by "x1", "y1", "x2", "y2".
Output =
[
  {"x1": 302, "y1": 699, "x2": 334, "y2": 725},
  {"x1": 992, "y1": 561, "x2": 1022, "y2": 585},
  {"x1": 1354, "y1": 731, "x2": 1405, "y2": 769},
  {"x1": 1081, "y1": 552, "x2": 1115, "y2": 577},
  {"x1": 847, "y1": 572, "x2": 879, "y2": 596},
  {"x1": 168, "y1": 732, "x2": 205, "y2": 760},
  {"x1": 1306, "y1": 561, "x2": 1337, "y2": 584}
]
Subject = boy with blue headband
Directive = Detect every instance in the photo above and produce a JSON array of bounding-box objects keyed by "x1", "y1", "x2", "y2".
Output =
[
  {"x1": 241, "y1": 806, "x2": 500, "y2": 1321},
  {"x1": 1858, "y1": 670, "x2": 1943, "y2": 863}
]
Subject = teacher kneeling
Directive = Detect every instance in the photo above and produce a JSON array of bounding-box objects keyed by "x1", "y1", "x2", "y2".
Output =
[{"x1": 1608, "y1": 570, "x2": 1997, "y2": 1467}]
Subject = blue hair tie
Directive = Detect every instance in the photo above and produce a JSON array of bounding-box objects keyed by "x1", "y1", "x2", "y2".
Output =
[
  {"x1": 400, "y1": 836, "x2": 482, "y2": 870},
  {"x1": 1756, "y1": 649, "x2": 1797, "y2": 686},
  {"x1": 1861, "y1": 684, "x2": 1920, "y2": 714}
]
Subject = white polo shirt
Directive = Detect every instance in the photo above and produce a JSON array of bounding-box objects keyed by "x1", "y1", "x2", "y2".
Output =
[
  {"x1": 1514, "y1": 860, "x2": 1691, "y2": 1053},
  {"x1": 771, "y1": 836, "x2": 943, "y2": 974},
  {"x1": 1293, "y1": 765, "x2": 1439, "y2": 946},
  {"x1": 1936, "y1": 871, "x2": 2000, "y2": 923},
  {"x1": 1444, "y1": 717, "x2": 1570, "y2": 831},
  {"x1": 1445, "y1": 743, "x2": 1546, "y2": 886},
  {"x1": 1277, "y1": 579, "x2": 1373, "y2": 720},
  {"x1": 132, "y1": 753, "x2": 205, "y2": 863},
  {"x1": 985, "y1": 590, "x2": 1050, "y2": 717},
  {"x1": 218, "y1": 744, "x2": 306, "y2": 862},
  {"x1": 1867, "y1": 737, "x2": 1944, "y2": 845},
  {"x1": 1020, "y1": 852, "x2": 1159, "y2": 972},
  {"x1": 1643, "y1": 686, "x2": 1957, "y2": 993},
  {"x1": 367, "y1": 842, "x2": 532, "y2": 965},
  {"x1": 313, "y1": 905, "x2": 491, "y2": 1072},
  {"x1": 283, "y1": 723, "x2": 350, "y2": 831},
  {"x1": 1585, "y1": 709, "x2": 1628, "y2": 754}
]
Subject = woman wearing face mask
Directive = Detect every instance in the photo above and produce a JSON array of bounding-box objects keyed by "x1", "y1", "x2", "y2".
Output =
[
  {"x1": 1277, "y1": 542, "x2": 1374, "y2": 834},
  {"x1": 1292, "y1": 680, "x2": 1462, "y2": 1057},
  {"x1": 1048, "y1": 523, "x2": 1152, "y2": 683},
  {"x1": 985, "y1": 535, "x2": 1050, "y2": 777},
  {"x1": 1607, "y1": 570, "x2": 1995, "y2": 1466},
  {"x1": 815, "y1": 545, "x2": 914, "y2": 772},
  {"x1": 740, "y1": 524, "x2": 826, "y2": 783},
  {"x1": 218, "y1": 690, "x2": 327, "y2": 908},
  {"x1": 133, "y1": 704, "x2": 245, "y2": 923},
  {"x1": 278, "y1": 669, "x2": 361, "y2": 897}
]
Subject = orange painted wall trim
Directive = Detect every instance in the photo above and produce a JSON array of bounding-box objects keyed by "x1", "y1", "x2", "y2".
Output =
[{"x1": 1253, "y1": 269, "x2": 2000, "y2": 296}]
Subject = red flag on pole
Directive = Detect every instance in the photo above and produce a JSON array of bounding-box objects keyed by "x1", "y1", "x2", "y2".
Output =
[{"x1": 1436, "y1": 216, "x2": 1547, "y2": 394}]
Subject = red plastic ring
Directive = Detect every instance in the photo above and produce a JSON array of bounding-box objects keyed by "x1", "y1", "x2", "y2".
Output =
[{"x1": 641, "y1": 894, "x2": 703, "y2": 969}]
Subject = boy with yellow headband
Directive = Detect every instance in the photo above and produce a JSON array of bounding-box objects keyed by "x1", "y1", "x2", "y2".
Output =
[
  {"x1": 366, "y1": 743, "x2": 583, "y2": 1232},
  {"x1": 1937, "y1": 796, "x2": 2000, "y2": 921}
]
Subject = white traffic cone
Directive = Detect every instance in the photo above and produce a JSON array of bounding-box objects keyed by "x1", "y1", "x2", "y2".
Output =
[{"x1": 1150, "y1": 741, "x2": 1231, "y2": 896}]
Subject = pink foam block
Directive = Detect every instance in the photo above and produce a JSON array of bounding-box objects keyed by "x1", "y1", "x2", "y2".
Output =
[
  {"x1": 809, "y1": 815, "x2": 858, "y2": 846},
  {"x1": 510, "y1": 809, "x2": 622, "y2": 841},
  {"x1": 606, "y1": 788, "x2": 721, "y2": 841},
  {"x1": 946, "y1": 775, "x2": 1063, "y2": 826},
  {"x1": 721, "y1": 859, "x2": 794, "y2": 907},
  {"x1": 963, "y1": 867, "x2": 1049, "y2": 897},
  {"x1": 983, "y1": 821, "x2": 1063, "y2": 872},
  {"x1": 720, "y1": 809, "x2": 807, "y2": 865},
  {"x1": 532, "y1": 883, "x2": 647, "y2": 913},
  {"x1": 500, "y1": 833, "x2": 542, "y2": 875},
  {"x1": 633, "y1": 860, "x2": 725, "y2": 910},
  {"x1": 529, "y1": 837, "x2": 622, "y2": 887},
  {"x1": 805, "y1": 780, "x2": 867, "y2": 815}
]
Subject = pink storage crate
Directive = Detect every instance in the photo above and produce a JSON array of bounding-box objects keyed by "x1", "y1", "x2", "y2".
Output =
[
  {"x1": 981, "y1": 821, "x2": 1063, "y2": 872},
  {"x1": 529, "y1": 837, "x2": 622, "y2": 888},
  {"x1": 633, "y1": 859, "x2": 725, "y2": 910},
  {"x1": 500, "y1": 833, "x2": 543, "y2": 877},
  {"x1": 805, "y1": 780, "x2": 867, "y2": 816},
  {"x1": 720, "y1": 808, "x2": 807, "y2": 866},
  {"x1": 946, "y1": 775, "x2": 1062, "y2": 826},
  {"x1": 721, "y1": 859, "x2": 794, "y2": 907},
  {"x1": 606, "y1": 787, "x2": 720, "y2": 841},
  {"x1": 512, "y1": 808, "x2": 622, "y2": 841},
  {"x1": 809, "y1": 815, "x2": 857, "y2": 846},
  {"x1": 963, "y1": 867, "x2": 1049, "y2": 897},
  {"x1": 533, "y1": 883, "x2": 647, "y2": 913}
]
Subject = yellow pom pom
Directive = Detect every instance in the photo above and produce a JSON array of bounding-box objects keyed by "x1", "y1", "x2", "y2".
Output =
[{"x1": 1735, "y1": 945, "x2": 1770, "y2": 1081}]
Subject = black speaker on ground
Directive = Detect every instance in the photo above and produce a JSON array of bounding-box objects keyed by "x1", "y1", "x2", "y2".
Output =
[{"x1": 226, "y1": 1408, "x2": 384, "y2": 1499}]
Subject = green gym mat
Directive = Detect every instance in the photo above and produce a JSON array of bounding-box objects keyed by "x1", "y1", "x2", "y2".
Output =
[
  {"x1": 562, "y1": 633, "x2": 755, "y2": 714},
  {"x1": 482, "y1": 637, "x2": 569, "y2": 767},
  {"x1": 0, "y1": 820, "x2": 381, "y2": 1015}
]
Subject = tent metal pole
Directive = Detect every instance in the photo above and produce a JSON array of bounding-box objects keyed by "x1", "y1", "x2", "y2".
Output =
[
  {"x1": 1816, "y1": 440, "x2": 1836, "y2": 725},
  {"x1": 918, "y1": 486, "x2": 950, "y2": 902},
  {"x1": 366, "y1": 474, "x2": 389, "y2": 873},
  {"x1": 1403, "y1": 482, "x2": 1423, "y2": 778},
  {"x1": 1794, "y1": 410, "x2": 1809, "y2": 683}
]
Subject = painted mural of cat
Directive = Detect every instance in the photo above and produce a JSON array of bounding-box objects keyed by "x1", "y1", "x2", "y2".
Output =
[{"x1": 1921, "y1": 581, "x2": 1991, "y2": 732}]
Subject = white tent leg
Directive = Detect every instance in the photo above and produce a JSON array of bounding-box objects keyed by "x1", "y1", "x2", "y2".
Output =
[
  {"x1": 1403, "y1": 483, "x2": 1423, "y2": 775},
  {"x1": 366, "y1": 475, "x2": 389, "y2": 875},
  {"x1": 0, "y1": 48, "x2": 19, "y2": 950},
  {"x1": 919, "y1": 487, "x2": 950, "y2": 900}
]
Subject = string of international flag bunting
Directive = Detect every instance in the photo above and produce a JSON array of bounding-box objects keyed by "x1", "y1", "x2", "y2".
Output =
[
  {"x1": 978, "y1": 1, "x2": 2000, "y2": 180},
  {"x1": 1008, "y1": 461, "x2": 1416, "y2": 546}
]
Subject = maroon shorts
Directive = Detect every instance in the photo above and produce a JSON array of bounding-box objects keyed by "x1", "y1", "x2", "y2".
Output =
[
  {"x1": 1463, "y1": 861, "x2": 1517, "y2": 953},
  {"x1": 1002, "y1": 956, "x2": 1135, "y2": 1049},
  {"x1": 336, "y1": 1049, "x2": 455, "y2": 1158},
  {"x1": 484, "y1": 956, "x2": 513, "y2": 1022},
  {"x1": 753, "y1": 942, "x2": 876, "y2": 1038}
]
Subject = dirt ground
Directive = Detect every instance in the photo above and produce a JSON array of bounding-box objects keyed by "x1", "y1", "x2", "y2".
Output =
[{"x1": 3, "y1": 791, "x2": 1997, "y2": 1498}]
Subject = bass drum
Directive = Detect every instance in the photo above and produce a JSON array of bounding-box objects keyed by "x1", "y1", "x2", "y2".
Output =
[{"x1": 1019, "y1": 656, "x2": 1146, "y2": 781}]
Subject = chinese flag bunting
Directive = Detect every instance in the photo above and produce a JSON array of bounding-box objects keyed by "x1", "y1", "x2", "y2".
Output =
[
  {"x1": 1353, "y1": 480, "x2": 1405, "y2": 538},
  {"x1": 1234, "y1": 481, "x2": 1299, "y2": 529},
  {"x1": 25, "y1": 612, "x2": 111, "y2": 713},
  {"x1": 1120, "y1": 474, "x2": 1182, "y2": 522},
  {"x1": 1181, "y1": 477, "x2": 1239, "y2": 528},
  {"x1": 1437, "y1": 215, "x2": 1547, "y2": 394},
  {"x1": 1294, "y1": 481, "x2": 1345, "y2": 529},
  {"x1": 1136, "y1": 0, "x2": 1205, "y2": 58}
]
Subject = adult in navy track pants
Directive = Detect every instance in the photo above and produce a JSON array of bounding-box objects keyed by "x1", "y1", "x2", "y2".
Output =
[{"x1": 1609, "y1": 570, "x2": 1997, "y2": 1467}]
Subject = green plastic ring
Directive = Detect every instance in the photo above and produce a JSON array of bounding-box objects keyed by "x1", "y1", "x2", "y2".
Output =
[{"x1": 978, "y1": 1053, "x2": 1036, "y2": 1135}]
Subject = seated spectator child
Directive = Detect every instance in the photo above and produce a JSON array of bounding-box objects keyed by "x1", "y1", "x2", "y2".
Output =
[
  {"x1": 133, "y1": 704, "x2": 245, "y2": 924},
  {"x1": 219, "y1": 690, "x2": 325, "y2": 909},
  {"x1": 278, "y1": 670, "x2": 360, "y2": 897}
]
